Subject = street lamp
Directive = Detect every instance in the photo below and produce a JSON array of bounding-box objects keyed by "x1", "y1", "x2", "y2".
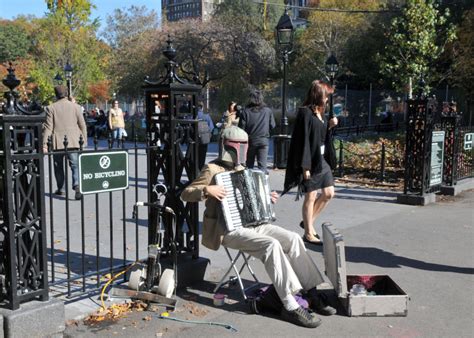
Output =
[
  {"x1": 64, "y1": 61, "x2": 73, "y2": 98},
  {"x1": 54, "y1": 72, "x2": 63, "y2": 85},
  {"x1": 325, "y1": 54, "x2": 339, "y2": 118},
  {"x1": 273, "y1": 1, "x2": 294, "y2": 169}
]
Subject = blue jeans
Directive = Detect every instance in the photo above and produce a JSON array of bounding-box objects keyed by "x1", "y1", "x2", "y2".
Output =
[
  {"x1": 53, "y1": 152, "x2": 79, "y2": 192},
  {"x1": 113, "y1": 128, "x2": 125, "y2": 140}
]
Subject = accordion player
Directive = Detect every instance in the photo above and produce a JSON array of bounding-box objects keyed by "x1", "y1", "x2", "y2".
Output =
[{"x1": 215, "y1": 169, "x2": 276, "y2": 231}]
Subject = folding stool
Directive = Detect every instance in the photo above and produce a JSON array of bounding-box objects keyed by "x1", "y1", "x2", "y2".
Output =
[{"x1": 213, "y1": 246, "x2": 260, "y2": 301}]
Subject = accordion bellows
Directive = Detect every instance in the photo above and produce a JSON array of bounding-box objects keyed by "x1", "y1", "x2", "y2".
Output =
[{"x1": 215, "y1": 169, "x2": 275, "y2": 231}]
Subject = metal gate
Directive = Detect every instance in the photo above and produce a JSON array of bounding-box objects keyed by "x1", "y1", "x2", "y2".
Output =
[{"x1": 45, "y1": 136, "x2": 151, "y2": 298}]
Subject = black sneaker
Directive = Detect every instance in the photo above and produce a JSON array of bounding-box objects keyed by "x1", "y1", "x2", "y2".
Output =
[
  {"x1": 74, "y1": 187, "x2": 82, "y2": 200},
  {"x1": 310, "y1": 293, "x2": 337, "y2": 316},
  {"x1": 281, "y1": 306, "x2": 321, "y2": 328},
  {"x1": 54, "y1": 190, "x2": 65, "y2": 196}
]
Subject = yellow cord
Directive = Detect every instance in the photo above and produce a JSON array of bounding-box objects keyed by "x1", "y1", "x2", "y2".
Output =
[{"x1": 100, "y1": 262, "x2": 138, "y2": 310}]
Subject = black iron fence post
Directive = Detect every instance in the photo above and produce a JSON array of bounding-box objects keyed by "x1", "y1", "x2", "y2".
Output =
[
  {"x1": 380, "y1": 142, "x2": 386, "y2": 181},
  {"x1": 0, "y1": 63, "x2": 49, "y2": 309},
  {"x1": 338, "y1": 139, "x2": 344, "y2": 177},
  {"x1": 441, "y1": 103, "x2": 461, "y2": 186},
  {"x1": 397, "y1": 83, "x2": 438, "y2": 205}
]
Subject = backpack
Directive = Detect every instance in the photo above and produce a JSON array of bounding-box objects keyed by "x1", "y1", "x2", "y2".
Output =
[{"x1": 197, "y1": 120, "x2": 211, "y2": 144}]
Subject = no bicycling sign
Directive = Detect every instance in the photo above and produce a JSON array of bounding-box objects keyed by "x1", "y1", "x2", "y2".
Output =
[{"x1": 78, "y1": 151, "x2": 129, "y2": 194}]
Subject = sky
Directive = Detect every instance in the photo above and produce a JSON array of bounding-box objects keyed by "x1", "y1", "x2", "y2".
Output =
[{"x1": 0, "y1": 0, "x2": 162, "y2": 25}]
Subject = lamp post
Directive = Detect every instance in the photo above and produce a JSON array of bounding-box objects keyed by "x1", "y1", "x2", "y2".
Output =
[
  {"x1": 54, "y1": 72, "x2": 63, "y2": 85},
  {"x1": 325, "y1": 54, "x2": 339, "y2": 119},
  {"x1": 64, "y1": 61, "x2": 73, "y2": 98},
  {"x1": 274, "y1": 1, "x2": 294, "y2": 169}
]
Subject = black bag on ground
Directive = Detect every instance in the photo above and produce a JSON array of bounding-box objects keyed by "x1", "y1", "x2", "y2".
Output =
[
  {"x1": 249, "y1": 284, "x2": 310, "y2": 315},
  {"x1": 198, "y1": 120, "x2": 211, "y2": 144},
  {"x1": 250, "y1": 285, "x2": 283, "y2": 314}
]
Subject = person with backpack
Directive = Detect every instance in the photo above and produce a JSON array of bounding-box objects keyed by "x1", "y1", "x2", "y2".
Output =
[
  {"x1": 181, "y1": 126, "x2": 336, "y2": 329},
  {"x1": 197, "y1": 102, "x2": 214, "y2": 170},
  {"x1": 238, "y1": 89, "x2": 276, "y2": 174}
]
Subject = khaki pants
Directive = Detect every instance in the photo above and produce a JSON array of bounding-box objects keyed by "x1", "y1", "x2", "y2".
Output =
[{"x1": 222, "y1": 223, "x2": 324, "y2": 301}]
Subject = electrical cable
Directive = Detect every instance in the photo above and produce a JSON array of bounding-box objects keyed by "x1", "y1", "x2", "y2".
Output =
[
  {"x1": 99, "y1": 262, "x2": 138, "y2": 309},
  {"x1": 252, "y1": 0, "x2": 400, "y2": 14},
  {"x1": 157, "y1": 313, "x2": 238, "y2": 332}
]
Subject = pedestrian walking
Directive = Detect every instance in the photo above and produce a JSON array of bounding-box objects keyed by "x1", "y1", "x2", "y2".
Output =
[
  {"x1": 238, "y1": 89, "x2": 276, "y2": 174},
  {"x1": 42, "y1": 85, "x2": 87, "y2": 200},
  {"x1": 108, "y1": 100, "x2": 125, "y2": 146},
  {"x1": 282, "y1": 80, "x2": 338, "y2": 245},
  {"x1": 197, "y1": 102, "x2": 214, "y2": 170}
]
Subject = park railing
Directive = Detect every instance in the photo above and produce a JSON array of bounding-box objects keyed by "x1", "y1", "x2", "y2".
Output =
[
  {"x1": 334, "y1": 138, "x2": 404, "y2": 184},
  {"x1": 333, "y1": 122, "x2": 402, "y2": 137},
  {"x1": 455, "y1": 126, "x2": 474, "y2": 181},
  {"x1": 44, "y1": 135, "x2": 150, "y2": 299}
]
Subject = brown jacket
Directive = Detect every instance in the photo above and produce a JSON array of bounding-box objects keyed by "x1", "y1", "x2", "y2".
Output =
[
  {"x1": 181, "y1": 162, "x2": 228, "y2": 251},
  {"x1": 43, "y1": 98, "x2": 87, "y2": 150}
]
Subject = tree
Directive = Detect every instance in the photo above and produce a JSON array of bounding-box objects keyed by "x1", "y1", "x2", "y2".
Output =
[
  {"x1": 291, "y1": 0, "x2": 387, "y2": 88},
  {"x1": 0, "y1": 21, "x2": 32, "y2": 62},
  {"x1": 27, "y1": 0, "x2": 108, "y2": 103},
  {"x1": 103, "y1": 5, "x2": 160, "y2": 98},
  {"x1": 102, "y1": 5, "x2": 159, "y2": 49},
  {"x1": 378, "y1": 0, "x2": 456, "y2": 93},
  {"x1": 451, "y1": 8, "x2": 474, "y2": 122}
]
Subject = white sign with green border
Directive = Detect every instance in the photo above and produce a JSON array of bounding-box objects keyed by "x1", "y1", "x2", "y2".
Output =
[
  {"x1": 430, "y1": 131, "x2": 445, "y2": 187},
  {"x1": 79, "y1": 151, "x2": 129, "y2": 194},
  {"x1": 464, "y1": 133, "x2": 473, "y2": 150}
]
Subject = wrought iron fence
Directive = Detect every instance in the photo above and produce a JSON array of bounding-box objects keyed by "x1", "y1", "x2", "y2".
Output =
[
  {"x1": 455, "y1": 126, "x2": 473, "y2": 182},
  {"x1": 334, "y1": 138, "x2": 404, "y2": 184},
  {"x1": 333, "y1": 122, "x2": 402, "y2": 137},
  {"x1": 44, "y1": 135, "x2": 150, "y2": 299}
]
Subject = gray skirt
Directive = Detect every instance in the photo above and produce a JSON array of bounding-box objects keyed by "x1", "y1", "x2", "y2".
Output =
[{"x1": 301, "y1": 157, "x2": 334, "y2": 193}]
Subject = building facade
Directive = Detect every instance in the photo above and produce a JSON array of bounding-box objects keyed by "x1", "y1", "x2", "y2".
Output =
[{"x1": 161, "y1": 0, "x2": 223, "y2": 22}]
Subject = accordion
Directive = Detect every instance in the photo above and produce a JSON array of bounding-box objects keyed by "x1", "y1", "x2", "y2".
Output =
[{"x1": 215, "y1": 169, "x2": 276, "y2": 231}]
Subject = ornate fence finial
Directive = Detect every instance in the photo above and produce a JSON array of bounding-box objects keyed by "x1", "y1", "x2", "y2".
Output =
[
  {"x1": 2, "y1": 62, "x2": 21, "y2": 115},
  {"x1": 2, "y1": 61, "x2": 42, "y2": 116}
]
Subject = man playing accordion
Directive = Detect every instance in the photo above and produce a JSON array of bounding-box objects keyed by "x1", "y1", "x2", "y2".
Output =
[{"x1": 181, "y1": 126, "x2": 335, "y2": 328}]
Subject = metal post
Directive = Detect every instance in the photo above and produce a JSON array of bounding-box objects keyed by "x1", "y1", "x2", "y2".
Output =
[
  {"x1": 368, "y1": 83, "x2": 372, "y2": 125},
  {"x1": 338, "y1": 139, "x2": 344, "y2": 177},
  {"x1": 0, "y1": 63, "x2": 49, "y2": 309},
  {"x1": 380, "y1": 142, "x2": 386, "y2": 181},
  {"x1": 344, "y1": 84, "x2": 348, "y2": 126},
  {"x1": 66, "y1": 78, "x2": 72, "y2": 98},
  {"x1": 329, "y1": 76, "x2": 334, "y2": 118},
  {"x1": 281, "y1": 52, "x2": 289, "y2": 135}
]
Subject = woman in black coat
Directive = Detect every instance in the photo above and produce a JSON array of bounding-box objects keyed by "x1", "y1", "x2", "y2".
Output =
[{"x1": 283, "y1": 80, "x2": 338, "y2": 244}]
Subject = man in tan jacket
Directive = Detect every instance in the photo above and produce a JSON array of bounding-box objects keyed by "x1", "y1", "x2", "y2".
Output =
[
  {"x1": 181, "y1": 126, "x2": 335, "y2": 328},
  {"x1": 43, "y1": 85, "x2": 87, "y2": 200}
]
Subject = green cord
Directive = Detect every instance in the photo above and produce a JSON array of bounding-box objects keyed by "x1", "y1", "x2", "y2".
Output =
[{"x1": 157, "y1": 314, "x2": 238, "y2": 332}]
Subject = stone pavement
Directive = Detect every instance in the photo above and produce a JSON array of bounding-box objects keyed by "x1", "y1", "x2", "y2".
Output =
[{"x1": 61, "y1": 143, "x2": 474, "y2": 337}]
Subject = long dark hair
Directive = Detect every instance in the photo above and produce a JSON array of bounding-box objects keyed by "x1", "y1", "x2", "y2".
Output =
[
  {"x1": 303, "y1": 80, "x2": 334, "y2": 111},
  {"x1": 247, "y1": 89, "x2": 265, "y2": 108},
  {"x1": 228, "y1": 101, "x2": 237, "y2": 112}
]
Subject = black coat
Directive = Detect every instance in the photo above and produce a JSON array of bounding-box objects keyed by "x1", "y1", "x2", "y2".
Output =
[
  {"x1": 283, "y1": 107, "x2": 336, "y2": 196},
  {"x1": 238, "y1": 105, "x2": 276, "y2": 146}
]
